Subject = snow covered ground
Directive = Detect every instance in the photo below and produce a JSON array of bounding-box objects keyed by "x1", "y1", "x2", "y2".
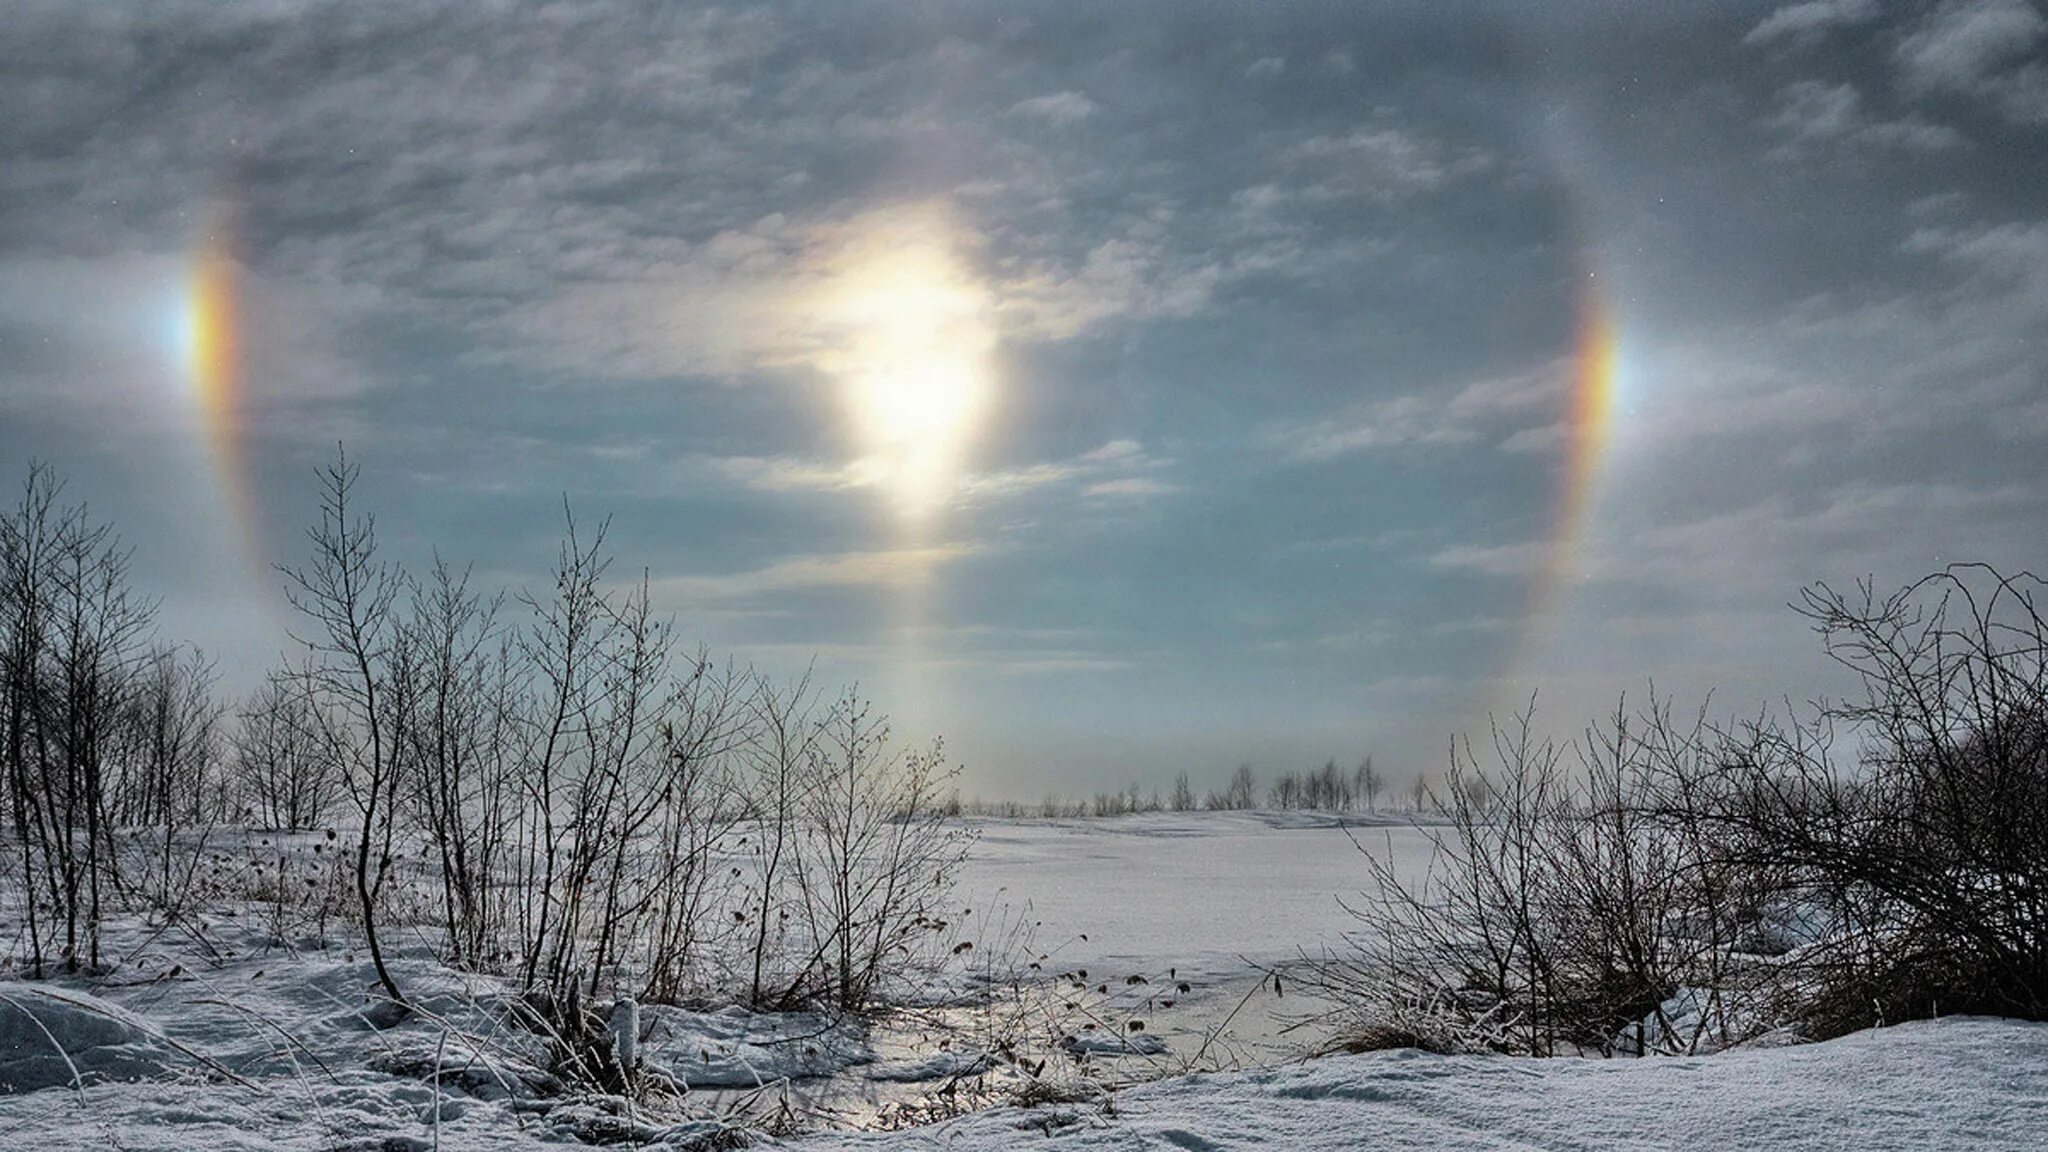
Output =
[
  {"x1": 798, "y1": 1016, "x2": 2048, "y2": 1151},
  {"x1": 955, "y1": 811, "x2": 1434, "y2": 983},
  {"x1": 947, "y1": 810, "x2": 1433, "y2": 1067},
  {"x1": 5, "y1": 812, "x2": 2045, "y2": 1150},
  {"x1": 7, "y1": 967, "x2": 2043, "y2": 1151}
]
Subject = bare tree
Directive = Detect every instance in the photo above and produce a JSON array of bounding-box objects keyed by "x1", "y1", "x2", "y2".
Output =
[
  {"x1": 118, "y1": 644, "x2": 225, "y2": 828},
  {"x1": 640, "y1": 651, "x2": 748, "y2": 1003},
  {"x1": 402, "y1": 555, "x2": 512, "y2": 968},
  {"x1": 510, "y1": 502, "x2": 610, "y2": 1001},
  {"x1": 793, "y1": 686, "x2": 971, "y2": 1012},
  {"x1": 233, "y1": 672, "x2": 335, "y2": 830},
  {"x1": 1226, "y1": 763, "x2": 1256, "y2": 810},
  {"x1": 739, "y1": 667, "x2": 821, "y2": 1008},
  {"x1": 0, "y1": 465, "x2": 157, "y2": 974},
  {"x1": 117, "y1": 644, "x2": 226, "y2": 915},
  {"x1": 1701, "y1": 566, "x2": 2048, "y2": 1025},
  {"x1": 44, "y1": 483, "x2": 151, "y2": 971},
  {"x1": 1354, "y1": 754, "x2": 1382, "y2": 812},
  {"x1": 1308, "y1": 702, "x2": 1758, "y2": 1057},
  {"x1": 2, "y1": 465, "x2": 64, "y2": 976},
  {"x1": 281, "y1": 449, "x2": 409, "y2": 1009}
]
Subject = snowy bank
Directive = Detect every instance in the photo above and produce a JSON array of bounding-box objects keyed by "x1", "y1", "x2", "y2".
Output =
[
  {"x1": 0, "y1": 983, "x2": 181, "y2": 1092},
  {"x1": 3, "y1": 944, "x2": 2045, "y2": 1150},
  {"x1": 9, "y1": 1012, "x2": 2043, "y2": 1149},
  {"x1": 794, "y1": 1017, "x2": 2048, "y2": 1151}
]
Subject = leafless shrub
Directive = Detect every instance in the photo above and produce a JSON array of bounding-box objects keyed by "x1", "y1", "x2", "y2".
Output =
[
  {"x1": 1313, "y1": 564, "x2": 2048, "y2": 1056},
  {"x1": 1305, "y1": 699, "x2": 1804, "y2": 1057},
  {"x1": 1354, "y1": 755, "x2": 1383, "y2": 812},
  {"x1": 790, "y1": 688, "x2": 970, "y2": 1013},
  {"x1": 1697, "y1": 565, "x2": 2048, "y2": 1029}
]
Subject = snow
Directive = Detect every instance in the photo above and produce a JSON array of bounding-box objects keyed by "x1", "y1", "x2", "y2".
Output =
[
  {"x1": 951, "y1": 811, "x2": 1434, "y2": 1064},
  {"x1": 4, "y1": 814, "x2": 2046, "y2": 1150},
  {"x1": 794, "y1": 1017, "x2": 2048, "y2": 1151},
  {"x1": 955, "y1": 811, "x2": 1434, "y2": 983},
  {"x1": 0, "y1": 983, "x2": 180, "y2": 1091}
]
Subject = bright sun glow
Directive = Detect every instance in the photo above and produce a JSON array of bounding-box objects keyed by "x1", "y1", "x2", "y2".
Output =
[{"x1": 811, "y1": 208, "x2": 996, "y2": 520}]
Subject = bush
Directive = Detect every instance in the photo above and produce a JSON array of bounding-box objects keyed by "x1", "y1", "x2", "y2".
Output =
[
  {"x1": 1308, "y1": 701, "x2": 1782, "y2": 1057},
  {"x1": 1704, "y1": 566, "x2": 2048, "y2": 1028},
  {"x1": 1313, "y1": 565, "x2": 2048, "y2": 1055}
]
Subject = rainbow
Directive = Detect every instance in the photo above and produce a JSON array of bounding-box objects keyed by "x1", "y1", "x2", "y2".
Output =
[
  {"x1": 178, "y1": 210, "x2": 264, "y2": 575},
  {"x1": 1545, "y1": 273, "x2": 1621, "y2": 611},
  {"x1": 1491, "y1": 268, "x2": 1625, "y2": 712}
]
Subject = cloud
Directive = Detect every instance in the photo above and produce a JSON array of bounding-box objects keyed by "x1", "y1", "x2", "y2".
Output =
[
  {"x1": 1905, "y1": 219, "x2": 2048, "y2": 302},
  {"x1": 1744, "y1": 0, "x2": 1879, "y2": 46},
  {"x1": 997, "y1": 234, "x2": 1226, "y2": 342},
  {"x1": 1898, "y1": 0, "x2": 2046, "y2": 89},
  {"x1": 1428, "y1": 480, "x2": 2038, "y2": 597},
  {"x1": 738, "y1": 635, "x2": 1137, "y2": 677},
  {"x1": 957, "y1": 439, "x2": 1176, "y2": 507},
  {"x1": 1765, "y1": 81, "x2": 1964, "y2": 153},
  {"x1": 1610, "y1": 482, "x2": 2042, "y2": 597},
  {"x1": 1281, "y1": 126, "x2": 1488, "y2": 199},
  {"x1": 651, "y1": 543, "x2": 983, "y2": 601},
  {"x1": 504, "y1": 205, "x2": 988, "y2": 382},
  {"x1": 1280, "y1": 362, "x2": 1564, "y2": 461},
  {"x1": 703, "y1": 437, "x2": 1177, "y2": 512},
  {"x1": 697, "y1": 454, "x2": 888, "y2": 494},
  {"x1": 3, "y1": 0, "x2": 2043, "y2": 790},
  {"x1": 1498, "y1": 423, "x2": 1567, "y2": 454},
  {"x1": 1896, "y1": 0, "x2": 2048, "y2": 124},
  {"x1": 1428, "y1": 540, "x2": 1550, "y2": 578},
  {"x1": 0, "y1": 251, "x2": 376, "y2": 436},
  {"x1": 1083, "y1": 477, "x2": 1177, "y2": 499},
  {"x1": 513, "y1": 194, "x2": 1257, "y2": 379},
  {"x1": 1010, "y1": 91, "x2": 1098, "y2": 127}
]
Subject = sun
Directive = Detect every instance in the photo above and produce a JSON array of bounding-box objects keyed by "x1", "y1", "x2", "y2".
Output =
[{"x1": 811, "y1": 207, "x2": 996, "y2": 521}]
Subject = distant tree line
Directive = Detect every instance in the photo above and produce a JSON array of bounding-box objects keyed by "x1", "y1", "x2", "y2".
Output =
[{"x1": 951, "y1": 756, "x2": 1414, "y2": 818}]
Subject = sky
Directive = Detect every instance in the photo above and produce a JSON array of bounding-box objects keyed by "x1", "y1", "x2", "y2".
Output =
[{"x1": 2, "y1": 0, "x2": 2045, "y2": 797}]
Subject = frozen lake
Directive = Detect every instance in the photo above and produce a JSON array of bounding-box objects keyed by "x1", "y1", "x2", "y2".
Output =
[
  {"x1": 957, "y1": 810, "x2": 1441, "y2": 981},
  {"x1": 941, "y1": 811, "x2": 1445, "y2": 1073}
]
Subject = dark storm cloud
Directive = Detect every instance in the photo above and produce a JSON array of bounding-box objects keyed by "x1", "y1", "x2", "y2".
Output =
[{"x1": 0, "y1": 0, "x2": 2043, "y2": 792}]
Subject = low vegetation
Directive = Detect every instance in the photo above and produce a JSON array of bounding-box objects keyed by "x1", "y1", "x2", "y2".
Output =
[
  {"x1": 1, "y1": 458, "x2": 975, "y2": 1070},
  {"x1": 1309, "y1": 564, "x2": 2048, "y2": 1056}
]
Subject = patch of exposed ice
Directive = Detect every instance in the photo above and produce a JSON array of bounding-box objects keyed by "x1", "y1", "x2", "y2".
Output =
[
  {"x1": 644, "y1": 1004, "x2": 874, "y2": 1089},
  {"x1": 1060, "y1": 1028, "x2": 1170, "y2": 1057}
]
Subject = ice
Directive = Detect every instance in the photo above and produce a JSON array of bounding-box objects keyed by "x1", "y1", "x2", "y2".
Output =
[
  {"x1": 643, "y1": 1004, "x2": 874, "y2": 1089},
  {"x1": 1059, "y1": 1028, "x2": 1170, "y2": 1057},
  {"x1": 955, "y1": 811, "x2": 1434, "y2": 984}
]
